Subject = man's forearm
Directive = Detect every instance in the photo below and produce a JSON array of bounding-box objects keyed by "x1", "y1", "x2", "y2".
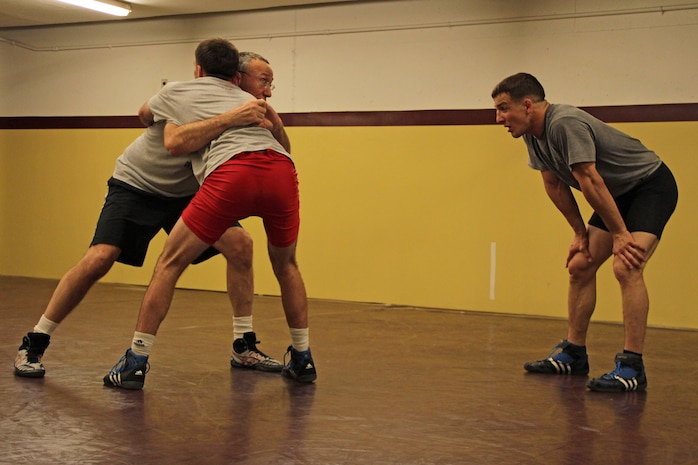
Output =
[
  {"x1": 265, "y1": 104, "x2": 291, "y2": 152},
  {"x1": 164, "y1": 115, "x2": 232, "y2": 156},
  {"x1": 543, "y1": 172, "x2": 586, "y2": 234},
  {"x1": 164, "y1": 100, "x2": 266, "y2": 156},
  {"x1": 573, "y1": 163, "x2": 627, "y2": 235},
  {"x1": 271, "y1": 125, "x2": 291, "y2": 153}
]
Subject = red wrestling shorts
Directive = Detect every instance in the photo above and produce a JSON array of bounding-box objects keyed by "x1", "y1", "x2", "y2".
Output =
[{"x1": 182, "y1": 150, "x2": 300, "y2": 247}]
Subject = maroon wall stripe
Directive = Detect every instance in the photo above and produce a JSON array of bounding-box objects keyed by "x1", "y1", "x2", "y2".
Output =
[
  {"x1": 0, "y1": 115, "x2": 143, "y2": 129},
  {"x1": 1, "y1": 103, "x2": 697, "y2": 129}
]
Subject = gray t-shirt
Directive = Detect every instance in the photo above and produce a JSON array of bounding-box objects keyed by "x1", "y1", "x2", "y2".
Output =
[
  {"x1": 148, "y1": 76, "x2": 291, "y2": 184},
  {"x1": 524, "y1": 104, "x2": 662, "y2": 196},
  {"x1": 110, "y1": 120, "x2": 199, "y2": 198}
]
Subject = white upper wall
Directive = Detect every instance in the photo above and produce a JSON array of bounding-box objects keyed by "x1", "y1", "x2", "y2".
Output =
[{"x1": 1, "y1": 0, "x2": 697, "y2": 116}]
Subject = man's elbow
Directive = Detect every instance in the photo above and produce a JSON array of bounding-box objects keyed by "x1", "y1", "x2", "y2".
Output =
[
  {"x1": 164, "y1": 138, "x2": 186, "y2": 156},
  {"x1": 138, "y1": 110, "x2": 154, "y2": 127}
]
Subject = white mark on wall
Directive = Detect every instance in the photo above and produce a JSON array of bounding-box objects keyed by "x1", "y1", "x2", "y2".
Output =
[{"x1": 490, "y1": 242, "x2": 496, "y2": 301}]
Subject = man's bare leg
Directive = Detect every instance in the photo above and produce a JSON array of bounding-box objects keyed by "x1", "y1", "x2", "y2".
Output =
[
  {"x1": 216, "y1": 227, "x2": 282, "y2": 371},
  {"x1": 104, "y1": 219, "x2": 207, "y2": 390},
  {"x1": 15, "y1": 244, "x2": 121, "y2": 378},
  {"x1": 268, "y1": 241, "x2": 315, "y2": 383}
]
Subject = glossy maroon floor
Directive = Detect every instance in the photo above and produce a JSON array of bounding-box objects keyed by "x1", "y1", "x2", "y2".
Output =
[{"x1": 2, "y1": 276, "x2": 698, "y2": 464}]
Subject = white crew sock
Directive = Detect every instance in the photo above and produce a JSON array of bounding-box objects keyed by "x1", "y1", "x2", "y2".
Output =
[
  {"x1": 233, "y1": 316, "x2": 253, "y2": 340},
  {"x1": 289, "y1": 328, "x2": 309, "y2": 352},
  {"x1": 131, "y1": 332, "x2": 155, "y2": 357},
  {"x1": 34, "y1": 315, "x2": 59, "y2": 335}
]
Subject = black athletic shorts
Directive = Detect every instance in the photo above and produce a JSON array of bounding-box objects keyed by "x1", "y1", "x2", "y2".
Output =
[
  {"x1": 588, "y1": 163, "x2": 678, "y2": 240},
  {"x1": 91, "y1": 178, "x2": 238, "y2": 266}
]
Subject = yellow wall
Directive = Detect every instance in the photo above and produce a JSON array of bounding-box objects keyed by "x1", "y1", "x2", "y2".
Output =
[{"x1": 0, "y1": 122, "x2": 695, "y2": 328}]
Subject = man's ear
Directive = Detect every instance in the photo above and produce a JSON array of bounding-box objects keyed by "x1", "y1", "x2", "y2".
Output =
[
  {"x1": 523, "y1": 98, "x2": 535, "y2": 114},
  {"x1": 231, "y1": 71, "x2": 242, "y2": 85},
  {"x1": 194, "y1": 65, "x2": 204, "y2": 78}
]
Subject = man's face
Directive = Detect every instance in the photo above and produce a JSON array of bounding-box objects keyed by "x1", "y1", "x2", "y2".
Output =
[
  {"x1": 238, "y1": 59, "x2": 275, "y2": 99},
  {"x1": 493, "y1": 92, "x2": 530, "y2": 138}
]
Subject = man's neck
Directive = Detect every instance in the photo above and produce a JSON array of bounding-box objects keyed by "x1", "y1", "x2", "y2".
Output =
[{"x1": 530, "y1": 100, "x2": 550, "y2": 138}]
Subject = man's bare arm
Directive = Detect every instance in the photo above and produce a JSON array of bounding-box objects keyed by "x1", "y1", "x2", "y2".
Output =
[
  {"x1": 571, "y1": 162, "x2": 626, "y2": 235},
  {"x1": 541, "y1": 170, "x2": 594, "y2": 266},
  {"x1": 138, "y1": 102, "x2": 154, "y2": 127},
  {"x1": 572, "y1": 161, "x2": 646, "y2": 268},
  {"x1": 541, "y1": 170, "x2": 586, "y2": 235},
  {"x1": 264, "y1": 103, "x2": 291, "y2": 153},
  {"x1": 163, "y1": 99, "x2": 267, "y2": 156}
]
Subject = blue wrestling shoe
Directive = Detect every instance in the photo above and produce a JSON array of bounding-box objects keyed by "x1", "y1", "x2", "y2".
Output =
[
  {"x1": 282, "y1": 345, "x2": 317, "y2": 383},
  {"x1": 524, "y1": 340, "x2": 589, "y2": 376},
  {"x1": 103, "y1": 349, "x2": 149, "y2": 390},
  {"x1": 586, "y1": 352, "x2": 647, "y2": 392}
]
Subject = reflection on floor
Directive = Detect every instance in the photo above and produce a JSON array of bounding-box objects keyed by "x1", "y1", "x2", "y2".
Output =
[{"x1": 2, "y1": 276, "x2": 697, "y2": 464}]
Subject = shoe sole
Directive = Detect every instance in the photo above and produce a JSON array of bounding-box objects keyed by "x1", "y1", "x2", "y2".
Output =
[
  {"x1": 14, "y1": 369, "x2": 45, "y2": 378},
  {"x1": 230, "y1": 359, "x2": 283, "y2": 373},
  {"x1": 103, "y1": 380, "x2": 144, "y2": 390},
  {"x1": 281, "y1": 369, "x2": 317, "y2": 383},
  {"x1": 586, "y1": 379, "x2": 647, "y2": 392},
  {"x1": 103, "y1": 374, "x2": 144, "y2": 390},
  {"x1": 524, "y1": 367, "x2": 589, "y2": 376},
  {"x1": 524, "y1": 360, "x2": 589, "y2": 376}
]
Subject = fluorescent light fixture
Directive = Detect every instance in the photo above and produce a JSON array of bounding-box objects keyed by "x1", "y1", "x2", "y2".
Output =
[{"x1": 57, "y1": 0, "x2": 131, "y2": 17}]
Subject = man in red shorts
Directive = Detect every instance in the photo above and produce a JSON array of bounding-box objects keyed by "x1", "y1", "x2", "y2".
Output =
[{"x1": 104, "y1": 38, "x2": 316, "y2": 389}]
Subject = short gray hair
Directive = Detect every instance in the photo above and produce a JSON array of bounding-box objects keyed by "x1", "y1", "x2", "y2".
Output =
[{"x1": 238, "y1": 52, "x2": 270, "y2": 73}]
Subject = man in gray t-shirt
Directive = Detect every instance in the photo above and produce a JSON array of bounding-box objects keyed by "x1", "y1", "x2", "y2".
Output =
[{"x1": 492, "y1": 72, "x2": 678, "y2": 393}]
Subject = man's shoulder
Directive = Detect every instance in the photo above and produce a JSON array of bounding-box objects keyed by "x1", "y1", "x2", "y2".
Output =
[
  {"x1": 547, "y1": 103, "x2": 584, "y2": 120},
  {"x1": 162, "y1": 77, "x2": 232, "y2": 92},
  {"x1": 546, "y1": 104, "x2": 595, "y2": 133}
]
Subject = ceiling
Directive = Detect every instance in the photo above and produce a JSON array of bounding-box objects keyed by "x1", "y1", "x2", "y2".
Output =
[{"x1": 0, "y1": 0, "x2": 362, "y2": 29}]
